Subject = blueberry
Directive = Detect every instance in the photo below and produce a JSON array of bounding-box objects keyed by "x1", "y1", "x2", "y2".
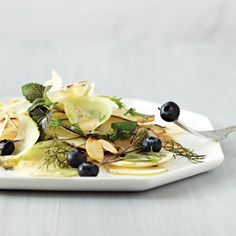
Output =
[
  {"x1": 78, "y1": 162, "x2": 99, "y2": 177},
  {"x1": 160, "y1": 101, "x2": 180, "y2": 122},
  {"x1": 142, "y1": 137, "x2": 162, "y2": 152},
  {"x1": 67, "y1": 150, "x2": 87, "y2": 168},
  {"x1": 0, "y1": 139, "x2": 15, "y2": 156}
]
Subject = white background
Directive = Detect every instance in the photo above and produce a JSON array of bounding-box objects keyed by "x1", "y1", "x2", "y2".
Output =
[{"x1": 0, "y1": 1, "x2": 235, "y2": 123}]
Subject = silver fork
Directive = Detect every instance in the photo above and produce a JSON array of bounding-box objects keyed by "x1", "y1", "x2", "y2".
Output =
[{"x1": 174, "y1": 120, "x2": 236, "y2": 142}]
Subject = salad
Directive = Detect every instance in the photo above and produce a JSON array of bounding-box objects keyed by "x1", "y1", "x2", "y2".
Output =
[{"x1": 0, "y1": 71, "x2": 204, "y2": 177}]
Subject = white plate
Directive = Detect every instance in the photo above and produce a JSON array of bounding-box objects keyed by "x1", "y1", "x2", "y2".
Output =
[{"x1": 0, "y1": 98, "x2": 224, "y2": 191}]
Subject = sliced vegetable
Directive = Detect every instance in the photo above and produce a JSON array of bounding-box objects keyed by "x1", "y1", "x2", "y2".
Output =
[
  {"x1": 12, "y1": 140, "x2": 77, "y2": 177},
  {"x1": 44, "y1": 70, "x2": 63, "y2": 92},
  {"x1": 0, "y1": 99, "x2": 31, "y2": 114},
  {"x1": 0, "y1": 113, "x2": 40, "y2": 166},
  {"x1": 107, "y1": 160, "x2": 157, "y2": 168},
  {"x1": 113, "y1": 108, "x2": 155, "y2": 123},
  {"x1": 47, "y1": 81, "x2": 94, "y2": 103},
  {"x1": 63, "y1": 96, "x2": 113, "y2": 133},
  {"x1": 106, "y1": 165, "x2": 167, "y2": 176}
]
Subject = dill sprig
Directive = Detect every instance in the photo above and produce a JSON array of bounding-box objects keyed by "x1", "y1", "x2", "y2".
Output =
[
  {"x1": 41, "y1": 139, "x2": 75, "y2": 169},
  {"x1": 131, "y1": 127, "x2": 149, "y2": 148},
  {"x1": 163, "y1": 140, "x2": 205, "y2": 163}
]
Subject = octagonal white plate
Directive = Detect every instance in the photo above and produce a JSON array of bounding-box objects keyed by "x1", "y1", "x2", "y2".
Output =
[{"x1": 0, "y1": 98, "x2": 224, "y2": 191}]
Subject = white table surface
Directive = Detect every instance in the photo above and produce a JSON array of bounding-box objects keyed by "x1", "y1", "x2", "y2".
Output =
[{"x1": 0, "y1": 1, "x2": 236, "y2": 235}]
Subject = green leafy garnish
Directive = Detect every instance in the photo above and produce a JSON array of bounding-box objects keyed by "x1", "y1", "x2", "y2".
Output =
[
  {"x1": 22, "y1": 82, "x2": 54, "y2": 129},
  {"x1": 28, "y1": 98, "x2": 47, "y2": 111},
  {"x1": 100, "y1": 96, "x2": 125, "y2": 109},
  {"x1": 29, "y1": 106, "x2": 49, "y2": 125},
  {"x1": 22, "y1": 83, "x2": 46, "y2": 103},
  {"x1": 110, "y1": 121, "x2": 137, "y2": 141},
  {"x1": 125, "y1": 108, "x2": 154, "y2": 119}
]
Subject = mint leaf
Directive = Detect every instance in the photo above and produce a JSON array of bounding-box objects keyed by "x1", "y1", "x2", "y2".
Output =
[
  {"x1": 29, "y1": 106, "x2": 49, "y2": 124},
  {"x1": 110, "y1": 121, "x2": 137, "y2": 141},
  {"x1": 28, "y1": 98, "x2": 46, "y2": 112},
  {"x1": 22, "y1": 83, "x2": 54, "y2": 131},
  {"x1": 22, "y1": 83, "x2": 46, "y2": 103}
]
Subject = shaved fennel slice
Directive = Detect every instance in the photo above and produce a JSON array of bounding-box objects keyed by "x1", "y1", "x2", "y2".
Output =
[
  {"x1": 0, "y1": 99, "x2": 31, "y2": 114},
  {"x1": 1, "y1": 113, "x2": 40, "y2": 166},
  {"x1": 13, "y1": 140, "x2": 77, "y2": 177},
  {"x1": 62, "y1": 96, "x2": 113, "y2": 133},
  {"x1": 47, "y1": 80, "x2": 95, "y2": 103},
  {"x1": 44, "y1": 70, "x2": 63, "y2": 92}
]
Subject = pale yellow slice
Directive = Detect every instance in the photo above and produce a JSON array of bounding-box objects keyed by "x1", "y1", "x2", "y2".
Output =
[{"x1": 106, "y1": 166, "x2": 167, "y2": 176}]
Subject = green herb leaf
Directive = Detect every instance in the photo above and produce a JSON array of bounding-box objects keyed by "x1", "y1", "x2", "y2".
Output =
[
  {"x1": 100, "y1": 95, "x2": 125, "y2": 109},
  {"x1": 125, "y1": 108, "x2": 154, "y2": 119},
  {"x1": 22, "y1": 83, "x2": 46, "y2": 103},
  {"x1": 22, "y1": 83, "x2": 54, "y2": 133},
  {"x1": 40, "y1": 112, "x2": 53, "y2": 131},
  {"x1": 110, "y1": 121, "x2": 137, "y2": 141},
  {"x1": 29, "y1": 106, "x2": 49, "y2": 125},
  {"x1": 28, "y1": 98, "x2": 47, "y2": 112}
]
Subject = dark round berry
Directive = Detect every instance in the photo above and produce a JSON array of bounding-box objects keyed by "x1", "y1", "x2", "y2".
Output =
[
  {"x1": 160, "y1": 101, "x2": 180, "y2": 122},
  {"x1": 142, "y1": 137, "x2": 162, "y2": 152},
  {"x1": 67, "y1": 150, "x2": 87, "y2": 168},
  {"x1": 0, "y1": 139, "x2": 15, "y2": 156},
  {"x1": 78, "y1": 162, "x2": 99, "y2": 177}
]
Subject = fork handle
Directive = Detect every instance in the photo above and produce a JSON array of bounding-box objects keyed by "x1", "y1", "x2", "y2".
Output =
[
  {"x1": 223, "y1": 125, "x2": 236, "y2": 133},
  {"x1": 174, "y1": 120, "x2": 211, "y2": 140}
]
